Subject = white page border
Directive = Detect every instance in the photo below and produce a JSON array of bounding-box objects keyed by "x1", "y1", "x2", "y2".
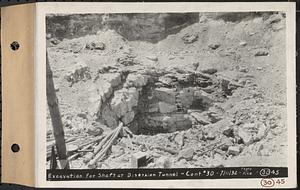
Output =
[{"x1": 35, "y1": 2, "x2": 296, "y2": 188}]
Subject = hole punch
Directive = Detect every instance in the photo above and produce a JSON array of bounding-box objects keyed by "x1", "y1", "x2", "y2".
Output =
[
  {"x1": 10, "y1": 41, "x2": 20, "y2": 51},
  {"x1": 11, "y1": 144, "x2": 20, "y2": 153}
]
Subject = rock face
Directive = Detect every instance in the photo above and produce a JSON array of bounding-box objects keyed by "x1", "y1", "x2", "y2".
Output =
[
  {"x1": 103, "y1": 73, "x2": 122, "y2": 88},
  {"x1": 154, "y1": 88, "x2": 176, "y2": 104},
  {"x1": 65, "y1": 62, "x2": 243, "y2": 135},
  {"x1": 111, "y1": 88, "x2": 139, "y2": 117},
  {"x1": 125, "y1": 74, "x2": 149, "y2": 88},
  {"x1": 179, "y1": 88, "x2": 194, "y2": 108},
  {"x1": 158, "y1": 102, "x2": 177, "y2": 113},
  {"x1": 145, "y1": 114, "x2": 192, "y2": 133},
  {"x1": 193, "y1": 90, "x2": 213, "y2": 106}
]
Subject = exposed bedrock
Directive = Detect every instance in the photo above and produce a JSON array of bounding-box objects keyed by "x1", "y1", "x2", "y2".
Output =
[{"x1": 87, "y1": 68, "x2": 242, "y2": 135}]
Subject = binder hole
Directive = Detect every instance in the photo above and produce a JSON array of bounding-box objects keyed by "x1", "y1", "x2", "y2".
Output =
[
  {"x1": 10, "y1": 41, "x2": 20, "y2": 51},
  {"x1": 11, "y1": 144, "x2": 20, "y2": 153}
]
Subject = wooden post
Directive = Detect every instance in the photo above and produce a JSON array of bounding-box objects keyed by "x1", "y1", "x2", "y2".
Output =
[
  {"x1": 46, "y1": 51, "x2": 69, "y2": 169},
  {"x1": 50, "y1": 146, "x2": 58, "y2": 170}
]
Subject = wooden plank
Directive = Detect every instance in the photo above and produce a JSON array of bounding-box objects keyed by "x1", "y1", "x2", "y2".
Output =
[{"x1": 1, "y1": 4, "x2": 35, "y2": 186}]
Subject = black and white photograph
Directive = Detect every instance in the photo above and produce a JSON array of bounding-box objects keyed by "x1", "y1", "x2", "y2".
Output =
[{"x1": 45, "y1": 9, "x2": 291, "y2": 177}]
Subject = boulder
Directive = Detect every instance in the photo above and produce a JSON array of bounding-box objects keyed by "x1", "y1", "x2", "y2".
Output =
[
  {"x1": 228, "y1": 146, "x2": 240, "y2": 156},
  {"x1": 86, "y1": 126, "x2": 103, "y2": 136},
  {"x1": 158, "y1": 76, "x2": 174, "y2": 86},
  {"x1": 97, "y1": 65, "x2": 118, "y2": 74},
  {"x1": 206, "y1": 111, "x2": 222, "y2": 123},
  {"x1": 162, "y1": 116, "x2": 173, "y2": 130},
  {"x1": 201, "y1": 68, "x2": 218, "y2": 75},
  {"x1": 222, "y1": 126, "x2": 234, "y2": 137},
  {"x1": 254, "y1": 49, "x2": 269, "y2": 56},
  {"x1": 49, "y1": 38, "x2": 61, "y2": 45},
  {"x1": 178, "y1": 148, "x2": 194, "y2": 160},
  {"x1": 239, "y1": 41, "x2": 247, "y2": 46},
  {"x1": 220, "y1": 137, "x2": 233, "y2": 151},
  {"x1": 86, "y1": 41, "x2": 105, "y2": 50},
  {"x1": 46, "y1": 34, "x2": 51, "y2": 40},
  {"x1": 206, "y1": 132, "x2": 216, "y2": 140},
  {"x1": 103, "y1": 73, "x2": 122, "y2": 88},
  {"x1": 94, "y1": 42, "x2": 105, "y2": 50},
  {"x1": 181, "y1": 33, "x2": 198, "y2": 44},
  {"x1": 155, "y1": 156, "x2": 172, "y2": 168},
  {"x1": 238, "y1": 127, "x2": 253, "y2": 146},
  {"x1": 208, "y1": 42, "x2": 220, "y2": 50},
  {"x1": 146, "y1": 55, "x2": 158, "y2": 62},
  {"x1": 117, "y1": 54, "x2": 139, "y2": 66},
  {"x1": 174, "y1": 132, "x2": 185, "y2": 148},
  {"x1": 111, "y1": 145, "x2": 125, "y2": 156},
  {"x1": 64, "y1": 61, "x2": 91, "y2": 86},
  {"x1": 254, "y1": 122, "x2": 268, "y2": 141},
  {"x1": 158, "y1": 102, "x2": 177, "y2": 113},
  {"x1": 239, "y1": 67, "x2": 249, "y2": 73}
]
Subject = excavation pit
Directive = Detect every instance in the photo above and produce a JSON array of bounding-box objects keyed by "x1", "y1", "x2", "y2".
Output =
[{"x1": 95, "y1": 70, "x2": 233, "y2": 135}]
